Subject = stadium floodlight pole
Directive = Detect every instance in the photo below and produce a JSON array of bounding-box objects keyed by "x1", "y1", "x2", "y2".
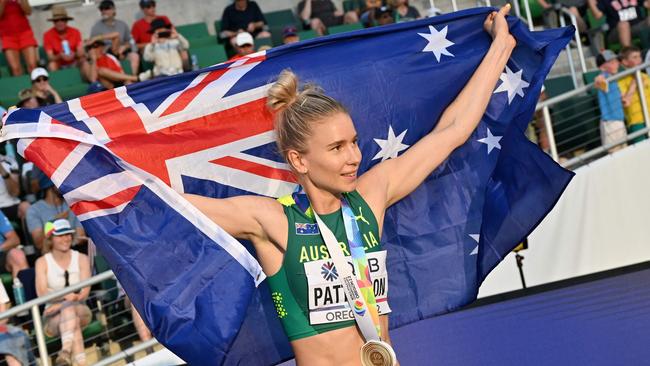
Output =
[
  {"x1": 558, "y1": 15, "x2": 578, "y2": 89},
  {"x1": 31, "y1": 304, "x2": 50, "y2": 366},
  {"x1": 542, "y1": 105, "x2": 559, "y2": 161},
  {"x1": 561, "y1": 7, "x2": 587, "y2": 74},
  {"x1": 634, "y1": 69, "x2": 650, "y2": 138}
]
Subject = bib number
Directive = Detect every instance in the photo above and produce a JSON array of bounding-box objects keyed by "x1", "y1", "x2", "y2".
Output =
[
  {"x1": 618, "y1": 7, "x2": 637, "y2": 21},
  {"x1": 305, "y1": 250, "x2": 391, "y2": 325}
]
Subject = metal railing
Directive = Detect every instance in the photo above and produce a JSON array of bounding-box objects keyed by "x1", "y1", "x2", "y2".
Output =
[
  {"x1": 535, "y1": 61, "x2": 650, "y2": 167},
  {"x1": 0, "y1": 270, "x2": 160, "y2": 366}
]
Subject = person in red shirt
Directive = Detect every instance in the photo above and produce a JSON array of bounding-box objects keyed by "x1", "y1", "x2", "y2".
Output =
[
  {"x1": 86, "y1": 39, "x2": 139, "y2": 90},
  {"x1": 131, "y1": 0, "x2": 188, "y2": 69},
  {"x1": 0, "y1": 0, "x2": 38, "y2": 76},
  {"x1": 42, "y1": 6, "x2": 92, "y2": 80}
]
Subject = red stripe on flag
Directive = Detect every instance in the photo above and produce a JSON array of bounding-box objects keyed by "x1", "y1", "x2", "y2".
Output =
[
  {"x1": 79, "y1": 89, "x2": 146, "y2": 139},
  {"x1": 160, "y1": 68, "x2": 230, "y2": 117},
  {"x1": 23, "y1": 138, "x2": 80, "y2": 178},
  {"x1": 210, "y1": 156, "x2": 297, "y2": 183},
  {"x1": 70, "y1": 185, "x2": 141, "y2": 216}
]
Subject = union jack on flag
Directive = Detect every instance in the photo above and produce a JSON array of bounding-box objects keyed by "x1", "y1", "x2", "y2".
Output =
[{"x1": 1, "y1": 8, "x2": 573, "y2": 365}]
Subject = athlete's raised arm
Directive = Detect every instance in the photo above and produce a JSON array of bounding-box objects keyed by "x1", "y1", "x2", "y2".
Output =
[
  {"x1": 359, "y1": 5, "x2": 516, "y2": 210},
  {"x1": 183, "y1": 194, "x2": 286, "y2": 244}
]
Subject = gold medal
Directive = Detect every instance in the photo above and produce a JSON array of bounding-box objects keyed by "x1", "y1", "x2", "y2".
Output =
[{"x1": 360, "y1": 340, "x2": 397, "y2": 366}]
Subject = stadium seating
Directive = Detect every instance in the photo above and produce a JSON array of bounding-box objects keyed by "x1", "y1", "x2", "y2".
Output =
[
  {"x1": 189, "y1": 44, "x2": 228, "y2": 68},
  {"x1": 328, "y1": 23, "x2": 364, "y2": 35},
  {"x1": 264, "y1": 9, "x2": 299, "y2": 28},
  {"x1": 176, "y1": 22, "x2": 210, "y2": 40},
  {"x1": 49, "y1": 68, "x2": 88, "y2": 102},
  {"x1": 0, "y1": 74, "x2": 31, "y2": 108}
]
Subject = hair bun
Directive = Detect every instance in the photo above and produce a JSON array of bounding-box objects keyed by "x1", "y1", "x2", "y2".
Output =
[{"x1": 267, "y1": 69, "x2": 300, "y2": 112}]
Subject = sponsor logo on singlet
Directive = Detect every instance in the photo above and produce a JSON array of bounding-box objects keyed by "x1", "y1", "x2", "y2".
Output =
[{"x1": 304, "y1": 250, "x2": 391, "y2": 325}]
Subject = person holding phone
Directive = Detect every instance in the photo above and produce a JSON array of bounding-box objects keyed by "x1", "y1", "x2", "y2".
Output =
[{"x1": 141, "y1": 18, "x2": 189, "y2": 79}]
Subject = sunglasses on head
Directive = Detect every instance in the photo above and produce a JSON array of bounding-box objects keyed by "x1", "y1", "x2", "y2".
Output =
[{"x1": 33, "y1": 77, "x2": 48, "y2": 83}]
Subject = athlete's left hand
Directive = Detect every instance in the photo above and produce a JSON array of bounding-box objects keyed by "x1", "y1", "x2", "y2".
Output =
[{"x1": 484, "y1": 4, "x2": 514, "y2": 41}]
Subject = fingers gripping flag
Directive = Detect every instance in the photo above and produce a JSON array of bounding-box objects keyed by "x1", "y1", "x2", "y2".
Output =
[{"x1": 1, "y1": 8, "x2": 574, "y2": 365}]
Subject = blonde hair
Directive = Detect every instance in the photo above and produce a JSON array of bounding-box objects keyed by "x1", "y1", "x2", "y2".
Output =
[{"x1": 266, "y1": 70, "x2": 347, "y2": 161}]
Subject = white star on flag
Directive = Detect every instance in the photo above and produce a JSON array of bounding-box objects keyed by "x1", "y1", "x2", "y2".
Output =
[
  {"x1": 469, "y1": 234, "x2": 479, "y2": 256},
  {"x1": 372, "y1": 125, "x2": 410, "y2": 161},
  {"x1": 477, "y1": 128, "x2": 502, "y2": 154},
  {"x1": 493, "y1": 65, "x2": 530, "y2": 104},
  {"x1": 418, "y1": 25, "x2": 454, "y2": 62}
]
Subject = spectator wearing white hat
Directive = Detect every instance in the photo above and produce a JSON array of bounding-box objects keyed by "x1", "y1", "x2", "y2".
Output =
[
  {"x1": 35, "y1": 218, "x2": 91, "y2": 366},
  {"x1": 30, "y1": 68, "x2": 62, "y2": 106},
  {"x1": 228, "y1": 32, "x2": 255, "y2": 61}
]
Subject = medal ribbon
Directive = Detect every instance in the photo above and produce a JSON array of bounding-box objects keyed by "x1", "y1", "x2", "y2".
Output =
[{"x1": 293, "y1": 187, "x2": 382, "y2": 339}]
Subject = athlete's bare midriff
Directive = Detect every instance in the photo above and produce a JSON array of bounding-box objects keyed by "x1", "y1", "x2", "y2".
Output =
[{"x1": 292, "y1": 325, "x2": 367, "y2": 366}]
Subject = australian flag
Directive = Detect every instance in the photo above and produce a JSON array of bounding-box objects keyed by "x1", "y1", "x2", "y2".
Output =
[{"x1": 1, "y1": 8, "x2": 573, "y2": 365}]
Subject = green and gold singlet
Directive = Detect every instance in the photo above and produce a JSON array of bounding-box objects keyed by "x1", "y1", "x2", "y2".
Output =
[{"x1": 266, "y1": 190, "x2": 390, "y2": 341}]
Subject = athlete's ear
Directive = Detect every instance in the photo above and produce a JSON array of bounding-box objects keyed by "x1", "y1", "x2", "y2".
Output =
[{"x1": 287, "y1": 149, "x2": 308, "y2": 174}]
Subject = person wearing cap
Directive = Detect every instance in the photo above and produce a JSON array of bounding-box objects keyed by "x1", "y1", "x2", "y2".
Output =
[
  {"x1": 42, "y1": 6, "x2": 89, "y2": 78},
  {"x1": 30, "y1": 67, "x2": 63, "y2": 106},
  {"x1": 131, "y1": 0, "x2": 172, "y2": 51},
  {"x1": 142, "y1": 18, "x2": 189, "y2": 79},
  {"x1": 220, "y1": 0, "x2": 271, "y2": 47},
  {"x1": 298, "y1": 0, "x2": 359, "y2": 36},
  {"x1": 0, "y1": 0, "x2": 38, "y2": 76},
  {"x1": 15, "y1": 88, "x2": 41, "y2": 109},
  {"x1": 90, "y1": 0, "x2": 140, "y2": 76},
  {"x1": 372, "y1": 5, "x2": 394, "y2": 26},
  {"x1": 594, "y1": 49, "x2": 627, "y2": 152},
  {"x1": 282, "y1": 25, "x2": 300, "y2": 44},
  {"x1": 229, "y1": 32, "x2": 256, "y2": 61},
  {"x1": 25, "y1": 177, "x2": 86, "y2": 256},
  {"x1": 35, "y1": 218, "x2": 91, "y2": 366}
]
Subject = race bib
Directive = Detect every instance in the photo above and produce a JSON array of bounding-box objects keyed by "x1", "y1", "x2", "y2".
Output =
[
  {"x1": 618, "y1": 7, "x2": 637, "y2": 21},
  {"x1": 305, "y1": 250, "x2": 391, "y2": 325}
]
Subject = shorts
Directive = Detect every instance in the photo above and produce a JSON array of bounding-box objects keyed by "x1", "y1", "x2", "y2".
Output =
[
  {"x1": 607, "y1": 18, "x2": 650, "y2": 44},
  {"x1": 0, "y1": 203, "x2": 19, "y2": 223},
  {"x1": 0, "y1": 325, "x2": 35, "y2": 365},
  {"x1": 0, "y1": 29, "x2": 37, "y2": 51},
  {"x1": 600, "y1": 120, "x2": 627, "y2": 146}
]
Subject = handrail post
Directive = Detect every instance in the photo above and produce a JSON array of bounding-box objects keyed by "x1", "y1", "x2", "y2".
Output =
[
  {"x1": 513, "y1": 0, "x2": 522, "y2": 18},
  {"x1": 543, "y1": 106, "x2": 559, "y2": 161},
  {"x1": 32, "y1": 304, "x2": 50, "y2": 366},
  {"x1": 634, "y1": 70, "x2": 650, "y2": 137},
  {"x1": 558, "y1": 15, "x2": 578, "y2": 89},
  {"x1": 564, "y1": 8, "x2": 587, "y2": 74},
  {"x1": 523, "y1": 0, "x2": 534, "y2": 31},
  {"x1": 451, "y1": 0, "x2": 458, "y2": 12}
]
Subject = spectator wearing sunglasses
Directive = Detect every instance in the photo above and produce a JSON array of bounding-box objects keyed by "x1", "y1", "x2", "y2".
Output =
[
  {"x1": 42, "y1": 6, "x2": 91, "y2": 81},
  {"x1": 35, "y1": 218, "x2": 91, "y2": 366},
  {"x1": 30, "y1": 68, "x2": 62, "y2": 106}
]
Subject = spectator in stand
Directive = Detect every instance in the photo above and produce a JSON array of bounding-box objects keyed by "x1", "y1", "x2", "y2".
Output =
[
  {"x1": 25, "y1": 178, "x2": 86, "y2": 256},
  {"x1": 42, "y1": 6, "x2": 91, "y2": 80},
  {"x1": 0, "y1": 210, "x2": 27, "y2": 279},
  {"x1": 617, "y1": 46, "x2": 648, "y2": 143},
  {"x1": 536, "y1": 0, "x2": 587, "y2": 32},
  {"x1": 228, "y1": 32, "x2": 255, "y2": 61},
  {"x1": 15, "y1": 89, "x2": 40, "y2": 109},
  {"x1": 86, "y1": 39, "x2": 147, "y2": 91},
  {"x1": 373, "y1": 5, "x2": 394, "y2": 26},
  {"x1": 588, "y1": 0, "x2": 650, "y2": 47},
  {"x1": 298, "y1": 0, "x2": 359, "y2": 36},
  {"x1": 594, "y1": 50, "x2": 627, "y2": 152},
  {"x1": 0, "y1": 143, "x2": 29, "y2": 228},
  {"x1": 141, "y1": 18, "x2": 189, "y2": 79},
  {"x1": 0, "y1": 0, "x2": 38, "y2": 76},
  {"x1": 0, "y1": 283, "x2": 35, "y2": 365},
  {"x1": 131, "y1": 0, "x2": 171, "y2": 52},
  {"x1": 36, "y1": 218, "x2": 91, "y2": 366},
  {"x1": 30, "y1": 68, "x2": 63, "y2": 106},
  {"x1": 219, "y1": 0, "x2": 271, "y2": 47},
  {"x1": 90, "y1": 0, "x2": 140, "y2": 76},
  {"x1": 282, "y1": 25, "x2": 300, "y2": 44},
  {"x1": 389, "y1": 0, "x2": 421, "y2": 23}
]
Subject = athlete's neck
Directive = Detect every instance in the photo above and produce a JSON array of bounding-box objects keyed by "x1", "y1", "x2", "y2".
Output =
[{"x1": 302, "y1": 182, "x2": 342, "y2": 215}]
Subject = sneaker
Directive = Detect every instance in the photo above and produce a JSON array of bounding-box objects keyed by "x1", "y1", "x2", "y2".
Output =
[{"x1": 138, "y1": 70, "x2": 153, "y2": 82}]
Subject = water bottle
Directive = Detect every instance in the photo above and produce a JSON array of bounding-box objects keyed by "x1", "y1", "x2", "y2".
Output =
[
  {"x1": 62, "y1": 40, "x2": 71, "y2": 56},
  {"x1": 191, "y1": 54, "x2": 199, "y2": 71},
  {"x1": 12, "y1": 277, "x2": 25, "y2": 305}
]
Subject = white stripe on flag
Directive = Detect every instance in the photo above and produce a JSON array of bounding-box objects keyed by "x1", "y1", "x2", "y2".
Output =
[
  {"x1": 83, "y1": 117, "x2": 111, "y2": 144},
  {"x1": 67, "y1": 98, "x2": 90, "y2": 121},
  {"x1": 63, "y1": 171, "x2": 140, "y2": 206},
  {"x1": 50, "y1": 143, "x2": 93, "y2": 187},
  {"x1": 76, "y1": 202, "x2": 130, "y2": 221}
]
